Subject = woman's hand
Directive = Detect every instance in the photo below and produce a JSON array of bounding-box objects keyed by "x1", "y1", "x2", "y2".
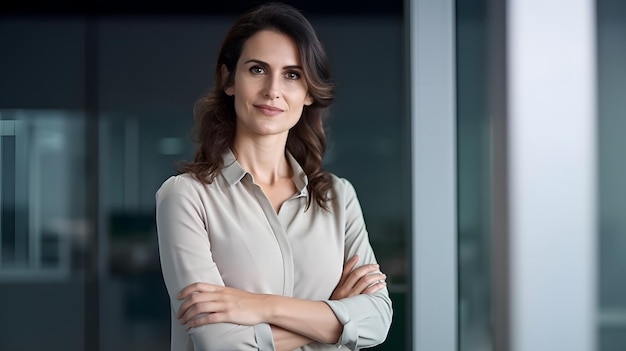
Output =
[
  {"x1": 176, "y1": 283, "x2": 270, "y2": 329},
  {"x1": 330, "y1": 255, "x2": 387, "y2": 300}
]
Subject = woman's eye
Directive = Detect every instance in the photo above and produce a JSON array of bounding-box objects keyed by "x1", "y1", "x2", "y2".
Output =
[
  {"x1": 250, "y1": 66, "x2": 265, "y2": 74},
  {"x1": 285, "y1": 71, "x2": 301, "y2": 80}
]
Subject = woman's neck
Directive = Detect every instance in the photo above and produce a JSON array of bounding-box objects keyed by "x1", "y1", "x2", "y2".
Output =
[{"x1": 232, "y1": 136, "x2": 292, "y2": 185}]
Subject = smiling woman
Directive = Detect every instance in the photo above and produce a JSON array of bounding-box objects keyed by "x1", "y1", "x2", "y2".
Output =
[
  {"x1": 155, "y1": 2, "x2": 393, "y2": 351},
  {"x1": 225, "y1": 30, "x2": 313, "y2": 143}
]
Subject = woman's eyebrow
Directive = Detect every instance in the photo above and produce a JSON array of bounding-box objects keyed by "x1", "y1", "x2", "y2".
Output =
[
  {"x1": 244, "y1": 59, "x2": 268, "y2": 66},
  {"x1": 244, "y1": 59, "x2": 302, "y2": 70}
]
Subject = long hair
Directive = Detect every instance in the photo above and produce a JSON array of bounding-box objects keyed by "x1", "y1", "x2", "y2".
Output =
[{"x1": 180, "y1": 2, "x2": 336, "y2": 210}]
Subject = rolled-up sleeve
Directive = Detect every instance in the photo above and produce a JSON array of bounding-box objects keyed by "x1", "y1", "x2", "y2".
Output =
[
  {"x1": 156, "y1": 175, "x2": 275, "y2": 351},
  {"x1": 324, "y1": 293, "x2": 392, "y2": 350},
  {"x1": 323, "y1": 178, "x2": 393, "y2": 350}
]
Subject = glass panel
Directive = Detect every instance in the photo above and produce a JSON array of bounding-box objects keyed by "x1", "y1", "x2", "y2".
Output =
[
  {"x1": 0, "y1": 109, "x2": 87, "y2": 350},
  {"x1": 0, "y1": 17, "x2": 88, "y2": 351},
  {"x1": 96, "y1": 17, "x2": 233, "y2": 350},
  {"x1": 313, "y1": 16, "x2": 409, "y2": 350},
  {"x1": 99, "y1": 114, "x2": 176, "y2": 350},
  {"x1": 598, "y1": 1, "x2": 626, "y2": 350},
  {"x1": 0, "y1": 110, "x2": 83, "y2": 275},
  {"x1": 457, "y1": 0, "x2": 493, "y2": 350}
]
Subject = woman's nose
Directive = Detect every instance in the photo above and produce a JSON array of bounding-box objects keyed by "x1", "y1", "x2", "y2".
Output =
[{"x1": 263, "y1": 76, "x2": 281, "y2": 99}]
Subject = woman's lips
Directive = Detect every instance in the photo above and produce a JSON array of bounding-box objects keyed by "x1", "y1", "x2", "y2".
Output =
[{"x1": 254, "y1": 104, "x2": 284, "y2": 116}]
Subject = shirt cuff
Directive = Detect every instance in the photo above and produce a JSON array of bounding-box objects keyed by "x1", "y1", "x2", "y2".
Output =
[
  {"x1": 324, "y1": 300, "x2": 357, "y2": 350},
  {"x1": 254, "y1": 323, "x2": 276, "y2": 351}
]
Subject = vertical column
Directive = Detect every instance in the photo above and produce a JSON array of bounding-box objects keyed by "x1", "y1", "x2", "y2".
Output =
[
  {"x1": 84, "y1": 16, "x2": 101, "y2": 351},
  {"x1": 489, "y1": 0, "x2": 510, "y2": 349},
  {"x1": 409, "y1": 0, "x2": 457, "y2": 350},
  {"x1": 492, "y1": 1, "x2": 598, "y2": 350},
  {"x1": 0, "y1": 119, "x2": 9, "y2": 267}
]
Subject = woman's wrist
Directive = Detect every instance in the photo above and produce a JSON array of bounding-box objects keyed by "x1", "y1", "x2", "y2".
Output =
[
  {"x1": 262, "y1": 294, "x2": 282, "y2": 325},
  {"x1": 271, "y1": 325, "x2": 313, "y2": 351},
  {"x1": 262, "y1": 296, "x2": 342, "y2": 344}
]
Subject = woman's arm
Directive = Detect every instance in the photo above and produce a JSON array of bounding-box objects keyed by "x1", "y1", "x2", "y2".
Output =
[
  {"x1": 252, "y1": 257, "x2": 386, "y2": 351},
  {"x1": 270, "y1": 326, "x2": 313, "y2": 351},
  {"x1": 177, "y1": 256, "x2": 386, "y2": 346},
  {"x1": 176, "y1": 284, "x2": 341, "y2": 343},
  {"x1": 156, "y1": 176, "x2": 275, "y2": 350},
  {"x1": 270, "y1": 257, "x2": 387, "y2": 350},
  {"x1": 321, "y1": 178, "x2": 393, "y2": 349}
]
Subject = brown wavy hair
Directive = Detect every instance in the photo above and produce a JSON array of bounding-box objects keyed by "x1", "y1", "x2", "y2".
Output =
[{"x1": 179, "y1": 2, "x2": 335, "y2": 210}]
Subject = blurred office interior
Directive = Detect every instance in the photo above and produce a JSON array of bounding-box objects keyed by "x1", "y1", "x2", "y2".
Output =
[{"x1": 0, "y1": 0, "x2": 625, "y2": 350}]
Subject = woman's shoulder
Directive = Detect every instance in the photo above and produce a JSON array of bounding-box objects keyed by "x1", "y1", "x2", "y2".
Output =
[
  {"x1": 156, "y1": 172, "x2": 205, "y2": 198},
  {"x1": 324, "y1": 173, "x2": 365, "y2": 214},
  {"x1": 327, "y1": 172, "x2": 359, "y2": 198}
]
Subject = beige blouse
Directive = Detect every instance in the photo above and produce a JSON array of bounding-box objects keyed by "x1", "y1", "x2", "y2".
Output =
[{"x1": 155, "y1": 150, "x2": 392, "y2": 351}]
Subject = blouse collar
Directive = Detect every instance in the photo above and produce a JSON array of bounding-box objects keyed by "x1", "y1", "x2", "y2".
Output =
[{"x1": 221, "y1": 148, "x2": 309, "y2": 196}]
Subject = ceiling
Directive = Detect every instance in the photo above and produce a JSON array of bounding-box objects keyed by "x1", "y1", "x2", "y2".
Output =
[{"x1": 0, "y1": 0, "x2": 403, "y2": 16}]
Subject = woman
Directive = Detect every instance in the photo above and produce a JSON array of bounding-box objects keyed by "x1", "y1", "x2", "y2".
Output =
[{"x1": 155, "y1": 2, "x2": 392, "y2": 350}]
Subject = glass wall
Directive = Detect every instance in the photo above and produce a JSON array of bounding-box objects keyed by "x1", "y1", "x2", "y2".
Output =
[
  {"x1": 0, "y1": 6, "x2": 409, "y2": 351},
  {"x1": 598, "y1": 1, "x2": 626, "y2": 350},
  {"x1": 457, "y1": 1, "x2": 626, "y2": 350},
  {"x1": 0, "y1": 17, "x2": 88, "y2": 351},
  {"x1": 0, "y1": 109, "x2": 88, "y2": 350},
  {"x1": 314, "y1": 16, "x2": 410, "y2": 350},
  {"x1": 456, "y1": 0, "x2": 492, "y2": 350}
]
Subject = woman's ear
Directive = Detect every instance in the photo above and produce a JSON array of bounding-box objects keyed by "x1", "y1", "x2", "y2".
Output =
[
  {"x1": 222, "y1": 64, "x2": 234, "y2": 96},
  {"x1": 304, "y1": 94, "x2": 314, "y2": 106}
]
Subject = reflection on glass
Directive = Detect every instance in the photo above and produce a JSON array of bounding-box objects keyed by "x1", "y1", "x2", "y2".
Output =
[
  {"x1": 99, "y1": 114, "x2": 176, "y2": 350},
  {"x1": 0, "y1": 110, "x2": 85, "y2": 281},
  {"x1": 0, "y1": 109, "x2": 87, "y2": 351}
]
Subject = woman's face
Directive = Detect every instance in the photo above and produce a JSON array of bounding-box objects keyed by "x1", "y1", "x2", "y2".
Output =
[{"x1": 225, "y1": 30, "x2": 313, "y2": 140}]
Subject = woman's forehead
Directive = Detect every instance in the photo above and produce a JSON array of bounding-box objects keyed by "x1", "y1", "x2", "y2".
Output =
[{"x1": 238, "y1": 30, "x2": 302, "y2": 67}]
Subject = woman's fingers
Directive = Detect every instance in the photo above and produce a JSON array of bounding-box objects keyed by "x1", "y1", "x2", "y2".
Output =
[
  {"x1": 177, "y1": 289, "x2": 219, "y2": 319},
  {"x1": 184, "y1": 314, "x2": 212, "y2": 330},
  {"x1": 178, "y1": 300, "x2": 222, "y2": 325},
  {"x1": 362, "y1": 280, "x2": 387, "y2": 295},
  {"x1": 338, "y1": 256, "x2": 359, "y2": 285},
  {"x1": 352, "y1": 272, "x2": 386, "y2": 294},
  {"x1": 185, "y1": 312, "x2": 225, "y2": 329},
  {"x1": 331, "y1": 261, "x2": 387, "y2": 299},
  {"x1": 176, "y1": 284, "x2": 268, "y2": 327},
  {"x1": 176, "y1": 283, "x2": 223, "y2": 321},
  {"x1": 330, "y1": 256, "x2": 360, "y2": 299},
  {"x1": 342, "y1": 263, "x2": 380, "y2": 289},
  {"x1": 177, "y1": 282, "x2": 219, "y2": 299}
]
